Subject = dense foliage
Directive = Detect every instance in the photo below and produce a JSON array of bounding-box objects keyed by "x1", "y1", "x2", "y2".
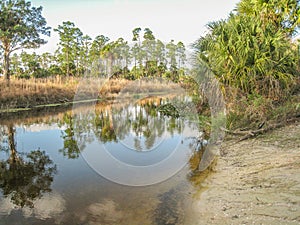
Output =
[
  {"x1": 6, "y1": 24, "x2": 188, "y2": 82},
  {"x1": 193, "y1": 0, "x2": 300, "y2": 99},
  {"x1": 0, "y1": 0, "x2": 299, "y2": 102},
  {"x1": 0, "y1": 0, "x2": 50, "y2": 80}
]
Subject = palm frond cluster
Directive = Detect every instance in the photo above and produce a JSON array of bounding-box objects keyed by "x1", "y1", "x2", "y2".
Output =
[{"x1": 193, "y1": 0, "x2": 300, "y2": 100}]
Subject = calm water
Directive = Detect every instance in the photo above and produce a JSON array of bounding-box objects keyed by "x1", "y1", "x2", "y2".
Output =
[{"x1": 0, "y1": 96, "x2": 206, "y2": 225}]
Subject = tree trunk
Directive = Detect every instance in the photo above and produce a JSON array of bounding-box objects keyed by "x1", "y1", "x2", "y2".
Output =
[
  {"x1": 134, "y1": 58, "x2": 137, "y2": 78},
  {"x1": 3, "y1": 48, "x2": 10, "y2": 81},
  {"x1": 8, "y1": 125, "x2": 18, "y2": 164},
  {"x1": 108, "y1": 55, "x2": 113, "y2": 78},
  {"x1": 66, "y1": 51, "x2": 70, "y2": 76},
  {"x1": 76, "y1": 57, "x2": 79, "y2": 77}
]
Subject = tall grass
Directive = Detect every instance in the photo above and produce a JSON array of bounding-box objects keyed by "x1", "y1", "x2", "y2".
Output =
[
  {"x1": 0, "y1": 77, "x2": 79, "y2": 110},
  {"x1": 0, "y1": 77, "x2": 183, "y2": 110}
]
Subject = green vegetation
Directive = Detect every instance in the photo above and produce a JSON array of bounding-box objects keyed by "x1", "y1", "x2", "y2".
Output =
[
  {"x1": 193, "y1": 0, "x2": 300, "y2": 129},
  {"x1": 2, "y1": 16, "x2": 187, "y2": 81},
  {"x1": 0, "y1": 0, "x2": 299, "y2": 130},
  {"x1": 194, "y1": 0, "x2": 299, "y2": 98},
  {"x1": 4, "y1": 24, "x2": 187, "y2": 81},
  {"x1": 0, "y1": 0, "x2": 50, "y2": 81}
]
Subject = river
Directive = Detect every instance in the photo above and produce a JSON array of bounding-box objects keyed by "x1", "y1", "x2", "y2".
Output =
[{"x1": 0, "y1": 95, "x2": 207, "y2": 225}]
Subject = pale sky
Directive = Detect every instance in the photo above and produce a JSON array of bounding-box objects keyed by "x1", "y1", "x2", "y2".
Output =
[{"x1": 30, "y1": 0, "x2": 240, "y2": 53}]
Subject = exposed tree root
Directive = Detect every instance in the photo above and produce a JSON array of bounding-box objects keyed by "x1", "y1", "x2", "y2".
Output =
[{"x1": 222, "y1": 115, "x2": 300, "y2": 142}]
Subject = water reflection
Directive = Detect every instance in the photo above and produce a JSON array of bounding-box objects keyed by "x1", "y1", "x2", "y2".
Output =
[
  {"x1": 0, "y1": 96, "x2": 208, "y2": 224},
  {"x1": 72, "y1": 96, "x2": 201, "y2": 186},
  {"x1": 110, "y1": 98, "x2": 184, "y2": 151},
  {"x1": 59, "y1": 113, "x2": 82, "y2": 159},
  {"x1": 56, "y1": 97, "x2": 196, "y2": 160},
  {"x1": 0, "y1": 124, "x2": 57, "y2": 208},
  {"x1": 98, "y1": 97, "x2": 188, "y2": 147},
  {"x1": 0, "y1": 192, "x2": 66, "y2": 222}
]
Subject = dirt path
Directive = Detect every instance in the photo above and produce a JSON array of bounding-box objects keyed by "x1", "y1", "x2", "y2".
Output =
[{"x1": 190, "y1": 122, "x2": 300, "y2": 224}]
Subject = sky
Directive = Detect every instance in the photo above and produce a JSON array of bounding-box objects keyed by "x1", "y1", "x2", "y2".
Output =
[{"x1": 30, "y1": 0, "x2": 240, "y2": 53}]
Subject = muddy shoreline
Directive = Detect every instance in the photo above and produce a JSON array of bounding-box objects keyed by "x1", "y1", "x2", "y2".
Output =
[{"x1": 190, "y1": 121, "x2": 300, "y2": 224}]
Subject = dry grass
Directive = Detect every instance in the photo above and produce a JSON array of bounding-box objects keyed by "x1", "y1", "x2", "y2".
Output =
[
  {"x1": 0, "y1": 77, "x2": 181, "y2": 110},
  {"x1": 117, "y1": 78, "x2": 183, "y2": 94},
  {"x1": 224, "y1": 85, "x2": 300, "y2": 130},
  {"x1": 0, "y1": 77, "x2": 78, "y2": 110}
]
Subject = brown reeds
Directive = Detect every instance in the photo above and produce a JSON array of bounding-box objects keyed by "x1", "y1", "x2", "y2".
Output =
[{"x1": 0, "y1": 77, "x2": 182, "y2": 110}]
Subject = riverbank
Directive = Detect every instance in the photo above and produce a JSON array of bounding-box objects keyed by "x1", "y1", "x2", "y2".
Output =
[
  {"x1": 191, "y1": 121, "x2": 300, "y2": 224},
  {"x1": 1, "y1": 80, "x2": 299, "y2": 224},
  {"x1": 0, "y1": 77, "x2": 183, "y2": 112},
  {"x1": 0, "y1": 77, "x2": 125, "y2": 110}
]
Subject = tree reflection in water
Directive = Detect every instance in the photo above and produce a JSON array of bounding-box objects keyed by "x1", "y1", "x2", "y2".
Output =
[
  {"x1": 59, "y1": 97, "x2": 190, "y2": 158},
  {"x1": 59, "y1": 113, "x2": 82, "y2": 159},
  {"x1": 94, "y1": 110, "x2": 117, "y2": 143},
  {"x1": 0, "y1": 125, "x2": 57, "y2": 208},
  {"x1": 59, "y1": 111, "x2": 95, "y2": 159},
  {"x1": 111, "y1": 99, "x2": 170, "y2": 151}
]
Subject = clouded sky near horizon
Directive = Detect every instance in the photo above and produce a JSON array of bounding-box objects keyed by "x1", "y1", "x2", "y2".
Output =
[{"x1": 30, "y1": 0, "x2": 240, "y2": 53}]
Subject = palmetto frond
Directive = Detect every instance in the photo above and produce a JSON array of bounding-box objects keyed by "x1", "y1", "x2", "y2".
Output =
[{"x1": 193, "y1": 1, "x2": 299, "y2": 99}]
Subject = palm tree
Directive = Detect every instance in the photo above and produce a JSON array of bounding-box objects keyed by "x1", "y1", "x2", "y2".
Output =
[
  {"x1": 236, "y1": 0, "x2": 300, "y2": 37},
  {"x1": 193, "y1": 7, "x2": 299, "y2": 99}
]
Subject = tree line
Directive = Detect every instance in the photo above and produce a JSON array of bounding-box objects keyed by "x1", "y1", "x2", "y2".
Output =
[
  {"x1": 11, "y1": 24, "x2": 187, "y2": 81},
  {"x1": 0, "y1": 0, "x2": 187, "y2": 82},
  {"x1": 0, "y1": 0, "x2": 299, "y2": 99}
]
